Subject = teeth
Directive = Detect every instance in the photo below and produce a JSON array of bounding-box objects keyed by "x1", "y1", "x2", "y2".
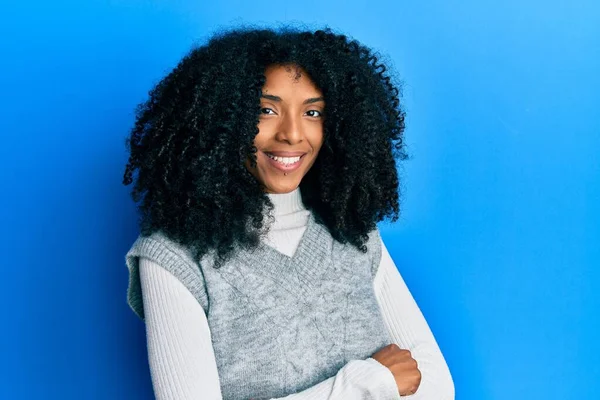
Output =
[{"x1": 267, "y1": 154, "x2": 301, "y2": 165}]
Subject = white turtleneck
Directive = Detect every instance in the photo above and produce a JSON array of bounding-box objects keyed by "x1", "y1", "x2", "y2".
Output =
[{"x1": 138, "y1": 187, "x2": 454, "y2": 400}]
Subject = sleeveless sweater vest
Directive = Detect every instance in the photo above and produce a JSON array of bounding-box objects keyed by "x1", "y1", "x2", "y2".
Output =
[{"x1": 125, "y1": 211, "x2": 392, "y2": 400}]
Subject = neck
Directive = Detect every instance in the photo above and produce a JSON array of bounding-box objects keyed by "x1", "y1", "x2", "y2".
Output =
[
  {"x1": 265, "y1": 186, "x2": 306, "y2": 217},
  {"x1": 262, "y1": 186, "x2": 311, "y2": 256}
]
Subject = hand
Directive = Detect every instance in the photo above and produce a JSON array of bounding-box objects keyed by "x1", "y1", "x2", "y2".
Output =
[{"x1": 371, "y1": 343, "x2": 421, "y2": 396}]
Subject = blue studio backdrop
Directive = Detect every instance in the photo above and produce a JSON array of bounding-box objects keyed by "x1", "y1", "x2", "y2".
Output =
[{"x1": 1, "y1": 1, "x2": 598, "y2": 399}]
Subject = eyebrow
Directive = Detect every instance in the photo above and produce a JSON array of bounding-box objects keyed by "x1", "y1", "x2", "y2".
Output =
[{"x1": 261, "y1": 94, "x2": 325, "y2": 104}]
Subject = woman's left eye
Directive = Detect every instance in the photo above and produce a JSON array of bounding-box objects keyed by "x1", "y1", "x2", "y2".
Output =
[{"x1": 305, "y1": 110, "x2": 322, "y2": 118}]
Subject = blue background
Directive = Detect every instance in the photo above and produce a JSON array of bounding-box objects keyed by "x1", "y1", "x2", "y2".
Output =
[{"x1": 1, "y1": 0, "x2": 598, "y2": 398}]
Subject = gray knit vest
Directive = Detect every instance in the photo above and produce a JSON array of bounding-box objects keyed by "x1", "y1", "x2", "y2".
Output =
[{"x1": 125, "y1": 211, "x2": 391, "y2": 400}]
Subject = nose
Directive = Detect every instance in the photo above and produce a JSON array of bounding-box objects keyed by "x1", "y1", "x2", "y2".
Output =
[{"x1": 276, "y1": 113, "x2": 303, "y2": 145}]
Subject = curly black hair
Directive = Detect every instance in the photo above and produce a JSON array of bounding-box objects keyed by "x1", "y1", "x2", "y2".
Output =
[{"x1": 122, "y1": 25, "x2": 408, "y2": 269}]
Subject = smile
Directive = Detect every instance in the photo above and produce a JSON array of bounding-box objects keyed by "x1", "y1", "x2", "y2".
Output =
[{"x1": 264, "y1": 152, "x2": 306, "y2": 172}]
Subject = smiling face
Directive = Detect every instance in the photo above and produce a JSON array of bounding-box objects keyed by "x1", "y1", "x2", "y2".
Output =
[{"x1": 244, "y1": 64, "x2": 325, "y2": 194}]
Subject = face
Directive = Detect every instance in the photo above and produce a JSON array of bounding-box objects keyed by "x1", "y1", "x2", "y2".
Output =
[{"x1": 244, "y1": 64, "x2": 325, "y2": 194}]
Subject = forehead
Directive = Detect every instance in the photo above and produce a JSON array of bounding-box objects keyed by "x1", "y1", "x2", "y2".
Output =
[{"x1": 262, "y1": 64, "x2": 322, "y2": 94}]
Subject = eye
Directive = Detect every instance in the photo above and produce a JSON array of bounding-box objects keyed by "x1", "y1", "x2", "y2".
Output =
[
  {"x1": 305, "y1": 110, "x2": 323, "y2": 118},
  {"x1": 260, "y1": 107, "x2": 276, "y2": 115}
]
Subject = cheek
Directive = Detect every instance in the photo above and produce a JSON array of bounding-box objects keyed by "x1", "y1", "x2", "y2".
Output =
[
  {"x1": 255, "y1": 119, "x2": 276, "y2": 139},
  {"x1": 310, "y1": 129, "x2": 325, "y2": 152},
  {"x1": 252, "y1": 133, "x2": 265, "y2": 147}
]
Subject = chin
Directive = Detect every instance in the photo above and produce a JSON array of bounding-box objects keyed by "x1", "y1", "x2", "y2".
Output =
[{"x1": 265, "y1": 179, "x2": 299, "y2": 194}]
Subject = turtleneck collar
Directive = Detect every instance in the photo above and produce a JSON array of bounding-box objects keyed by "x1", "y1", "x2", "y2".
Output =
[{"x1": 265, "y1": 186, "x2": 306, "y2": 216}]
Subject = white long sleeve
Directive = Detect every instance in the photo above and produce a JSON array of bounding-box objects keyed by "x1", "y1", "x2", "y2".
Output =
[
  {"x1": 375, "y1": 239, "x2": 455, "y2": 399},
  {"x1": 140, "y1": 257, "x2": 223, "y2": 399}
]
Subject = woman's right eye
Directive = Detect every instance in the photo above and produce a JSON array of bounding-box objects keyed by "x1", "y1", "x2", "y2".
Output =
[{"x1": 261, "y1": 107, "x2": 275, "y2": 115}]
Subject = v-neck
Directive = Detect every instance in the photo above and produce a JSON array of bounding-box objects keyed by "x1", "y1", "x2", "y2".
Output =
[
  {"x1": 235, "y1": 211, "x2": 334, "y2": 301},
  {"x1": 249, "y1": 211, "x2": 317, "y2": 263},
  {"x1": 264, "y1": 211, "x2": 314, "y2": 261}
]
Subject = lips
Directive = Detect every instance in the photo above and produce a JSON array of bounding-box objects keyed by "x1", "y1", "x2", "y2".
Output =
[
  {"x1": 264, "y1": 151, "x2": 307, "y2": 157},
  {"x1": 263, "y1": 151, "x2": 305, "y2": 172}
]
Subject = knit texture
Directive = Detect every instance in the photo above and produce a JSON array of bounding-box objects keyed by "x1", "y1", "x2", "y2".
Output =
[{"x1": 125, "y1": 211, "x2": 392, "y2": 400}]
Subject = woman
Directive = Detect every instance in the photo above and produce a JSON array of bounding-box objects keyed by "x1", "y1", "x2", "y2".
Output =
[{"x1": 122, "y1": 26, "x2": 454, "y2": 400}]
